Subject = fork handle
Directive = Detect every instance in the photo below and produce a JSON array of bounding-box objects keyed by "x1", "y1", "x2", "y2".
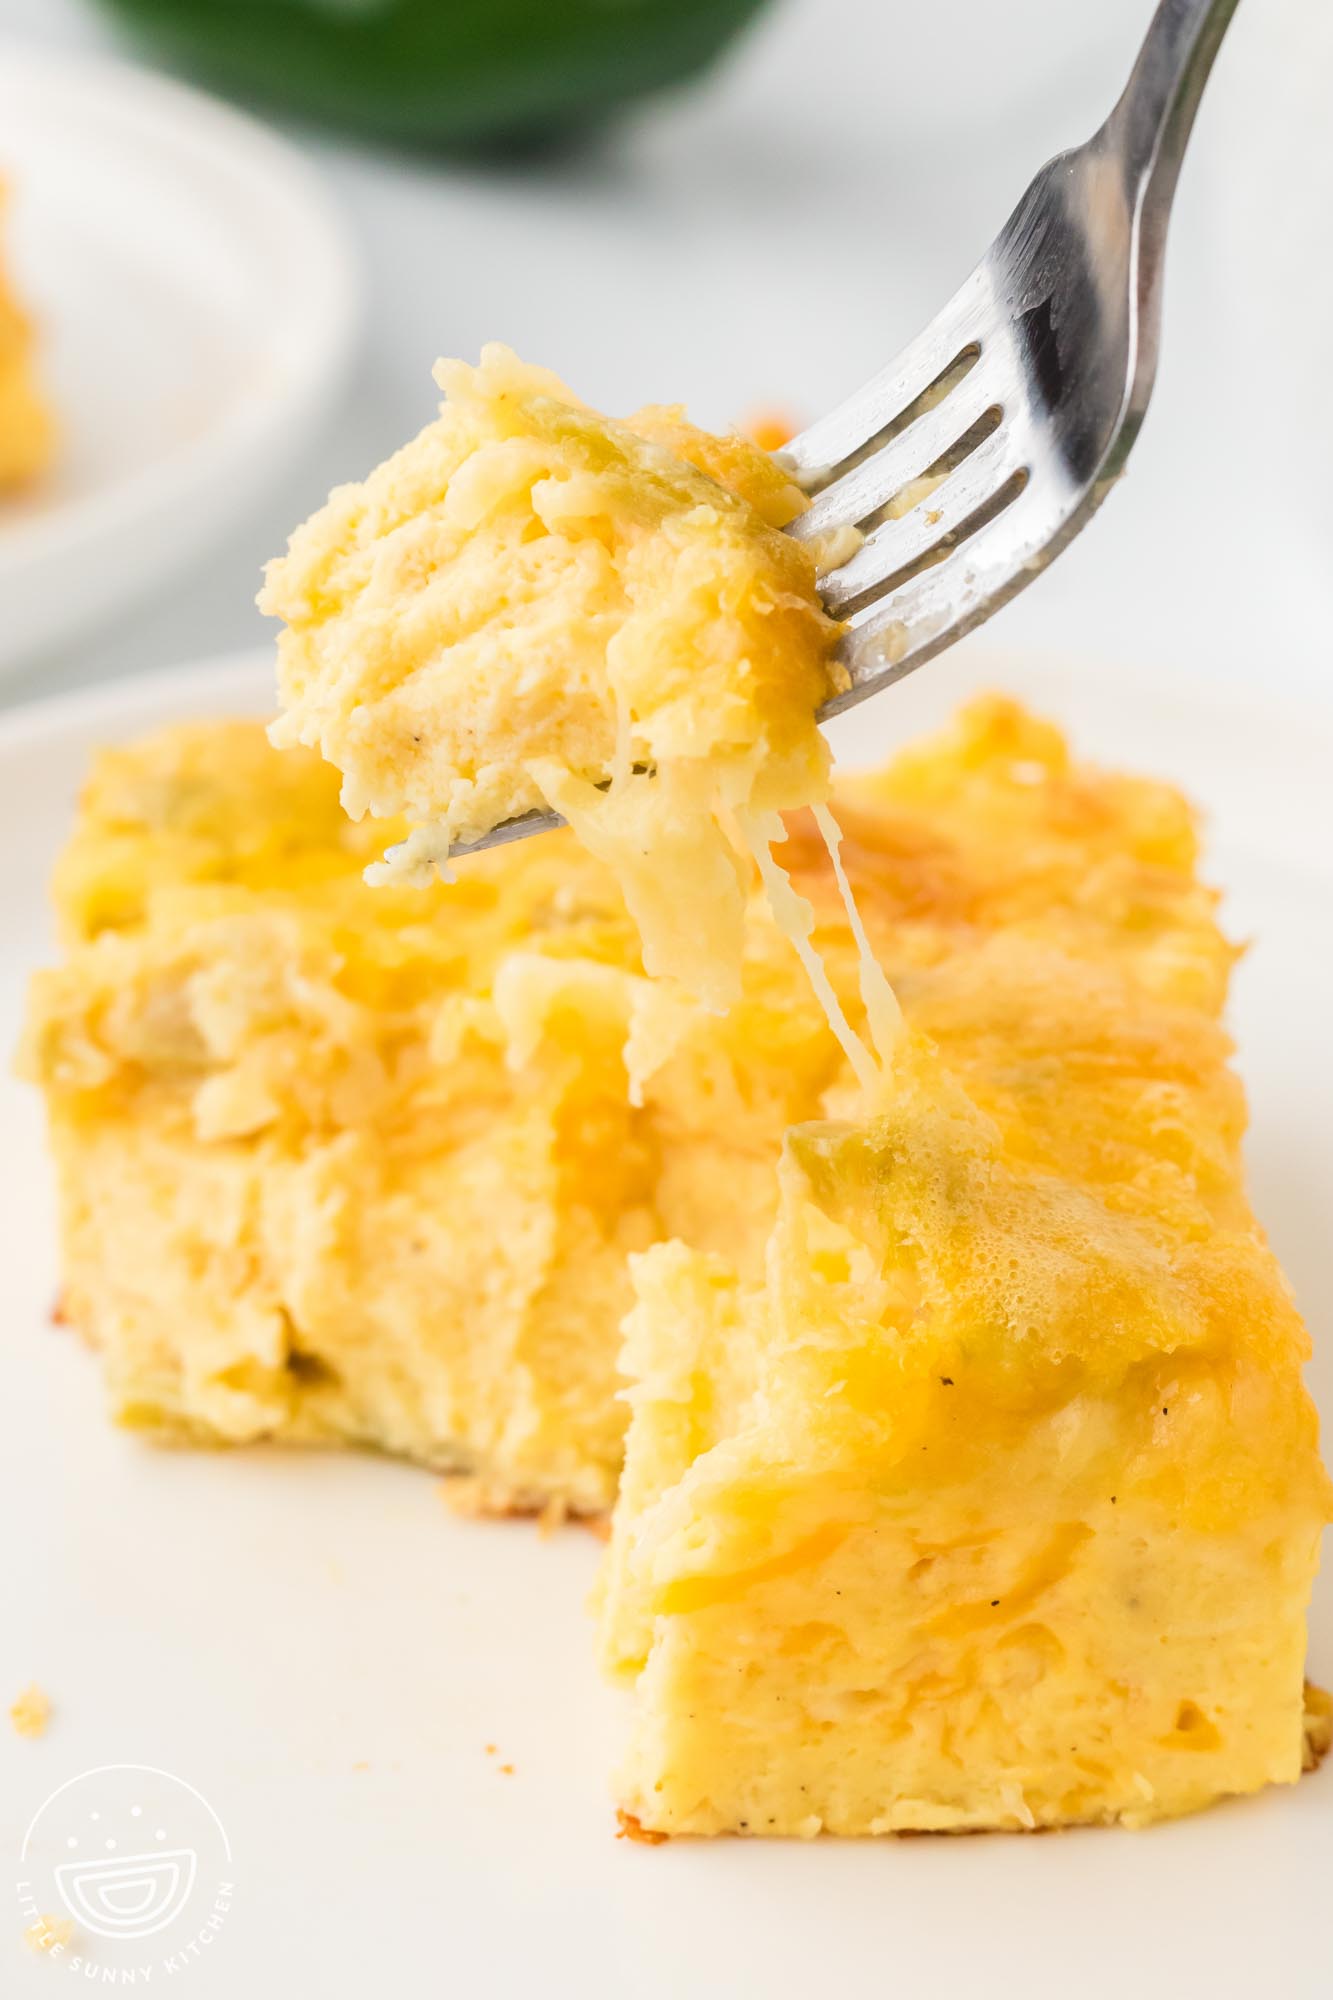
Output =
[{"x1": 1106, "y1": 0, "x2": 1241, "y2": 220}]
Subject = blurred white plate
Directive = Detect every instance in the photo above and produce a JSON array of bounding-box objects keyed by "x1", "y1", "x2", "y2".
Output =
[
  {"x1": 1, "y1": 650, "x2": 1329, "y2": 2000},
  {"x1": 0, "y1": 42, "x2": 357, "y2": 672}
]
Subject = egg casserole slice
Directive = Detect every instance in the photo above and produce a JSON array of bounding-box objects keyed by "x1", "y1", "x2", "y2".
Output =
[
  {"x1": 0, "y1": 180, "x2": 54, "y2": 489},
  {"x1": 20, "y1": 716, "x2": 864, "y2": 1511},
  {"x1": 600, "y1": 703, "x2": 1331, "y2": 1834},
  {"x1": 260, "y1": 345, "x2": 842, "y2": 1011},
  {"x1": 23, "y1": 697, "x2": 1328, "y2": 1832}
]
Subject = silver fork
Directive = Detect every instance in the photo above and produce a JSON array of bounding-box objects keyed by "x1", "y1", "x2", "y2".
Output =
[
  {"x1": 455, "y1": 0, "x2": 1238, "y2": 855},
  {"x1": 784, "y1": 0, "x2": 1239, "y2": 715}
]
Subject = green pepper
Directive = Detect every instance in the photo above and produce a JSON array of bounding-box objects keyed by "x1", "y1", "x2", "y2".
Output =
[{"x1": 96, "y1": 0, "x2": 773, "y2": 151}]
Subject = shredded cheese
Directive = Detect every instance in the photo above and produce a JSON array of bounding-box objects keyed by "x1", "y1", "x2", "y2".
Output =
[
  {"x1": 741, "y1": 810, "x2": 883, "y2": 1094},
  {"x1": 811, "y1": 802, "x2": 903, "y2": 1068}
]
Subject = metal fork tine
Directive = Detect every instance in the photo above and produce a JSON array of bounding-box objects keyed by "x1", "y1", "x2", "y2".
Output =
[
  {"x1": 821, "y1": 485, "x2": 1049, "y2": 713},
  {"x1": 791, "y1": 351, "x2": 1002, "y2": 549},
  {"x1": 817, "y1": 421, "x2": 1028, "y2": 619},
  {"x1": 448, "y1": 806, "x2": 567, "y2": 854},
  {"x1": 777, "y1": 267, "x2": 989, "y2": 489}
]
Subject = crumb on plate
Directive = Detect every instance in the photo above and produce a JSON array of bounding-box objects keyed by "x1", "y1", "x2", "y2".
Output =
[
  {"x1": 24, "y1": 1913, "x2": 74, "y2": 1953},
  {"x1": 10, "y1": 1683, "x2": 51, "y2": 1739}
]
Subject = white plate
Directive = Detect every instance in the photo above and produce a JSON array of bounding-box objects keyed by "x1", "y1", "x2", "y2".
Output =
[
  {"x1": 1, "y1": 650, "x2": 1329, "y2": 2000},
  {"x1": 0, "y1": 43, "x2": 357, "y2": 672}
]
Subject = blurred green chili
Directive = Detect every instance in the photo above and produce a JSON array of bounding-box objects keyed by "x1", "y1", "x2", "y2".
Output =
[{"x1": 97, "y1": 0, "x2": 773, "y2": 150}]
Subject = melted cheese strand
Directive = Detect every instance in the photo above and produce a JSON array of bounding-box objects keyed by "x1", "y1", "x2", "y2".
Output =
[
  {"x1": 811, "y1": 802, "x2": 903, "y2": 1068},
  {"x1": 741, "y1": 810, "x2": 880, "y2": 1093}
]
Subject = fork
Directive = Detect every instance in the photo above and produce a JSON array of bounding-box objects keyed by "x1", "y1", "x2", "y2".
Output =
[
  {"x1": 783, "y1": 0, "x2": 1239, "y2": 714},
  {"x1": 455, "y1": 0, "x2": 1239, "y2": 854}
]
